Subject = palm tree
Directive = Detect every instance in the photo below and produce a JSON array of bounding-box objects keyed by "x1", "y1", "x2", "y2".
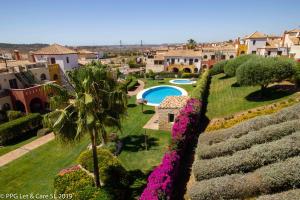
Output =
[
  {"x1": 43, "y1": 62, "x2": 127, "y2": 188},
  {"x1": 187, "y1": 39, "x2": 197, "y2": 49}
]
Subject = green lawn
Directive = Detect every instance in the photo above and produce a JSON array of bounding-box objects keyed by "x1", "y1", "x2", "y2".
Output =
[
  {"x1": 207, "y1": 73, "x2": 297, "y2": 119},
  {"x1": 0, "y1": 78, "x2": 186, "y2": 195},
  {"x1": 0, "y1": 136, "x2": 38, "y2": 156}
]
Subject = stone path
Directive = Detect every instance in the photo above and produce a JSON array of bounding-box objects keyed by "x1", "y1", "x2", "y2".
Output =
[
  {"x1": 0, "y1": 133, "x2": 55, "y2": 167},
  {"x1": 128, "y1": 80, "x2": 145, "y2": 96},
  {"x1": 143, "y1": 113, "x2": 159, "y2": 130}
]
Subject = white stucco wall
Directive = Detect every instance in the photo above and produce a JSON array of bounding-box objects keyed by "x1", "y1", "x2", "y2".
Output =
[
  {"x1": 290, "y1": 46, "x2": 300, "y2": 59},
  {"x1": 34, "y1": 54, "x2": 79, "y2": 72},
  {"x1": 164, "y1": 56, "x2": 202, "y2": 71},
  {"x1": 0, "y1": 72, "x2": 23, "y2": 89},
  {"x1": 246, "y1": 38, "x2": 267, "y2": 54}
]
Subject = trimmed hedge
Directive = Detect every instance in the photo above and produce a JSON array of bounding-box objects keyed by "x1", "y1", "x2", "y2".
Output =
[
  {"x1": 191, "y1": 69, "x2": 210, "y2": 100},
  {"x1": 199, "y1": 103, "x2": 300, "y2": 145},
  {"x1": 189, "y1": 156, "x2": 300, "y2": 200},
  {"x1": 224, "y1": 54, "x2": 256, "y2": 77},
  {"x1": 181, "y1": 73, "x2": 199, "y2": 78},
  {"x1": 6, "y1": 110, "x2": 23, "y2": 121},
  {"x1": 256, "y1": 189, "x2": 300, "y2": 200},
  {"x1": 193, "y1": 132, "x2": 300, "y2": 181},
  {"x1": 210, "y1": 60, "x2": 227, "y2": 76},
  {"x1": 0, "y1": 113, "x2": 42, "y2": 145},
  {"x1": 198, "y1": 119, "x2": 300, "y2": 159}
]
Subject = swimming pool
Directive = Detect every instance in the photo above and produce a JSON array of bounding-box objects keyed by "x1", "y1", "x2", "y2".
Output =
[
  {"x1": 169, "y1": 79, "x2": 196, "y2": 85},
  {"x1": 136, "y1": 85, "x2": 188, "y2": 106}
]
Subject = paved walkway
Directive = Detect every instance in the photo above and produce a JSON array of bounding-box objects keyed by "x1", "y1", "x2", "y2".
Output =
[
  {"x1": 0, "y1": 133, "x2": 55, "y2": 167},
  {"x1": 128, "y1": 80, "x2": 145, "y2": 96},
  {"x1": 143, "y1": 113, "x2": 159, "y2": 130}
]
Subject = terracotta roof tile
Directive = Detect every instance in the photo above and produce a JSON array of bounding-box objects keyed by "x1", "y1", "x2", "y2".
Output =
[
  {"x1": 158, "y1": 96, "x2": 189, "y2": 109},
  {"x1": 34, "y1": 44, "x2": 77, "y2": 55}
]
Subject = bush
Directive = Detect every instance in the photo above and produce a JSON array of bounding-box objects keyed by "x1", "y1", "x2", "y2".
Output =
[
  {"x1": 236, "y1": 56, "x2": 296, "y2": 93},
  {"x1": 198, "y1": 103, "x2": 300, "y2": 145},
  {"x1": 77, "y1": 148, "x2": 129, "y2": 188},
  {"x1": 293, "y1": 63, "x2": 300, "y2": 87},
  {"x1": 191, "y1": 70, "x2": 210, "y2": 100},
  {"x1": 224, "y1": 54, "x2": 255, "y2": 77},
  {"x1": 210, "y1": 60, "x2": 227, "y2": 75},
  {"x1": 37, "y1": 128, "x2": 52, "y2": 136},
  {"x1": 256, "y1": 189, "x2": 300, "y2": 200},
  {"x1": 6, "y1": 110, "x2": 23, "y2": 121},
  {"x1": 198, "y1": 119, "x2": 300, "y2": 159},
  {"x1": 193, "y1": 132, "x2": 300, "y2": 181},
  {"x1": 54, "y1": 169, "x2": 95, "y2": 200},
  {"x1": 188, "y1": 156, "x2": 300, "y2": 200},
  {"x1": 0, "y1": 113, "x2": 42, "y2": 145},
  {"x1": 181, "y1": 73, "x2": 199, "y2": 78},
  {"x1": 127, "y1": 76, "x2": 138, "y2": 91}
]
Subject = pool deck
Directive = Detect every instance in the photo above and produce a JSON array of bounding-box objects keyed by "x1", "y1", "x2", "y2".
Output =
[{"x1": 128, "y1": 80, "x2": 145, "y2": 96}]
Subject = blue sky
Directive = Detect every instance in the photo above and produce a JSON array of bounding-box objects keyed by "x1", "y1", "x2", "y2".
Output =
[{"x1": 1, "y1": 0, "x2": 300, "y2": 45}]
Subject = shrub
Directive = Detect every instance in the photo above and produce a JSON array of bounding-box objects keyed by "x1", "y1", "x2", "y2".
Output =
[
  {"x1": 210, "y1": 60, "x2": 227, "y2": 75},
  {"x1": 256, "y1": 189, "x2": 300, "y2": 200},
  {"x1": 188, "y1": 156, "x2": 300, "y2": 200},
  {"x1": 194, "y1": 132, "x2": 300, "y2": 181},
  {"x1": 181, "y1": 73, "x2": 199, "y2": 78},
  {"x1": 198, "y1": 103, "x2": 300, "y2": 145},
  {"x1": 236, "y1": 56, "x2": 296, "y2": 94},
  {"x1": 6, "y1": 110, "x2": 23, "y2": 121},
  {"x1": 37, "y1": 128, "x2": 52, "y2": 136},
  {"x1": 127, "y1": 76, "x2": 138, "y2": 91},
  {"x1": 0, "y1": 113, "x2": 42, "y2": 145},
  {"x1": 77, "y1": 148, "x2": 129, "y2": 188},
  {"x1": 54, "y1": 169, "x2": 95, "y2": 200},
  {"x1": 224, "y1": 54, "x2": 256, "y2": 77},
  {"x1": 198, "y1": 119, "x2": 300, "y2": 159},
  {"x1": 191, "y1": 69, "x2": 210, "y2": 100},
  {"x1": 293, "y1": 63, "x2": 300, "y2": 87}
]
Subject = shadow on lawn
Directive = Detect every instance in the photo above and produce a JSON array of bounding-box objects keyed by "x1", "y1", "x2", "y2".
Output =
[
  {"x1": 143, "y1": 110, "x2": 155, "y2": 114},
  {"x1": 127, "y1": 103, "x2": 137, "y2": 108},
  {"x1": 121, "y1": 135, "x2": 159, "y2": 152},
  {"x1": 246, "y1": 84, "x2": 297, "y2": 102}
]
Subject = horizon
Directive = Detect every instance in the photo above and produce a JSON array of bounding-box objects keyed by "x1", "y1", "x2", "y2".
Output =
[{"x1": 1, "y1": 0, "x2": 300, "y2": 46}]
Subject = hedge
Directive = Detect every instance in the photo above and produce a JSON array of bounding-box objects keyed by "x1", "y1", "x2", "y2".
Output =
[
  {"x1": 181, "y1": 73, "x2": 199, "y2": 78},
  {"x1": 256, "y1": 189, "x2": 300, "y2": 200},
  {"x1": 223, "y1": 54, "x2": 256, "y2": 77},
  {"x1": 191, "y1": 69, "x2": 210, "y2": 100},
  {"x1": 6, "y1": 110, "x2": 23, "y2": 121},
  {"x1": 193, "y1": 132, "x2": 300, "y2": 181},
  {"x1": 0, "y1": 113, "x2": 42, "y2": 145},
  {"x1": 140, "y1": 99, "x2": 202, "y2": 200},
  {"x1": 198, "y1": 103, "x2": 300, "y2": 145},
  {"x1": 198, "y1": 119, "x2": 300, "y2": 159},
  {"x1": 188, "y1": 156, "x2": 300, "y2": 200},
  {"x1": 210, "y1": 60, "x2": 227, "y2": 76}
]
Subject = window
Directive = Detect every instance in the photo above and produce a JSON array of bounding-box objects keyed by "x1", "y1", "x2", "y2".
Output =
[
  {"x1": 53, "y1": 74, "x2": 58, "y2": 80},
  {"x1": 230, "y1": 55, "x2": 234, "y2": 59},
  {"x1": 268, "y1": 51, "x2": 271, "y2": 56},
  {"x1": 159, "y1": 61, "x2": 163, "y2": 65},
  {"x1": 253, "y1": 40, "x2": 256, "y2": 45},
  {"x1": 66, "y1": 57, "x2": 70, "y2": 63},
  {"x1": 277, "y1": 51, "x2": 282, "y2": 56},
  {"x1": 154, "y1": 60, "x2": 159, "y2": 65},
  {"x1": 9, "y1": 79, "x2": 18, "y2": 89},
  {"x1": 184, "y1": 58, "x2": 187, "y2": 63},
  {"x1": 167, "y1": 59, "x2": 170, "y2": 62},
  {"x1": 171, "y1": 58, "x2": 175, "y2": 64},
  {"x1": 189, "y1": 59, "x2": 193, "y2": 65},
  {"x1": 168, "y1": 113, "x2": 175, "y2": 123},
  {"x1": 221, "y1": 55, "x2": 226, "y2": 60},
  {"x1": 50, "y1": 57, "x2": 56, "y2": 64},
  {"x1": 241, "y1": 51, "x2": 245, "y2": 55},
  {"x1": 203, "y1": 55, "x2": 208, "y2": 59},
  {"x1": 194, "y1": 59, "x2": 199, "y2": 62},
  {"x1": 40, "y1": 73, "x2": 46, "y2": 81},
  {"x1": 177, "y1": 58, "x2": 180, "y2": 62},
  {"x1": 211, "y1": 55, "x2": 215, "y2": 60},
  {"x1": 252, "y1": 51, "x2": 256, "y2": 54}
]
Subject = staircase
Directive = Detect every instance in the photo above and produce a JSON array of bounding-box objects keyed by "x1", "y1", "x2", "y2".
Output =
[
  {"x1": 60, "y1": 70, "x2": 75, "y2": 92},
  {"x1": 15, "y1": 71, "x2": 37, "y2": 87}
]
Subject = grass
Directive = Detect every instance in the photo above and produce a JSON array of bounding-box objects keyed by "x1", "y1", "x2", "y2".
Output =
[
  {"x1": 206, "y1": 74, "x2": 297, "y2": 119},
  {"x1": 0, "y1": 78, "x2": 179, "y2": 195},
  {"x1": 0, "y1": 135, "x2": 38, "y2": 156}
]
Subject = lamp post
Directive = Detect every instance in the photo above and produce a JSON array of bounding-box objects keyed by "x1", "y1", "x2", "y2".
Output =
[{"x1": 137, "y1": 98, "x2": 148, "y2": 113}]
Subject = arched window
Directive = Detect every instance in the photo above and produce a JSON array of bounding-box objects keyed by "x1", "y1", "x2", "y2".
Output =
[
  {"x1": 230, "y1": 55, "x2": 234, "y2": 59},
  {"x1": 40, "y1": 73, "x2": 46, "y2": 81},
  {"x1": 194, "y1": 68, "x2": 199, "y2": 73}
]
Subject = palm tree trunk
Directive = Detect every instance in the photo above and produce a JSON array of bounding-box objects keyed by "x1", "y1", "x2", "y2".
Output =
[{"x1": 90, "y1": 129, "x2": 101, "y2": 188}]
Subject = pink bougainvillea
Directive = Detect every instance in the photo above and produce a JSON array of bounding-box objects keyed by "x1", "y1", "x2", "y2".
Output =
[
  {"x1": 58, "y1": 165, "x2": 81, "y2": 176},
  {"x1": 140, "y1": 98, "x2": 202, "y2": 200}
]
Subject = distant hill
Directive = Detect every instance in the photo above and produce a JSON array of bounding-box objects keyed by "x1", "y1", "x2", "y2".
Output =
[{"x1": 0, "y1": 43, "x2": 49, "y2": 54}]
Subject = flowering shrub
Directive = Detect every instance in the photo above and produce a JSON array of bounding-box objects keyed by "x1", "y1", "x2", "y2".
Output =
[{"x1": 140, "y1": 98, "x2": 202, "y2": 200}]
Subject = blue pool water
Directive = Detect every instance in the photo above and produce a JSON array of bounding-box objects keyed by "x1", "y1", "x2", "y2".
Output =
[
  {"x1": 172, "y1": 79, "x2": 193, "y2": 84},
  {"x1": 142, "y1": 86, "x2": 183, "y2": 105}
]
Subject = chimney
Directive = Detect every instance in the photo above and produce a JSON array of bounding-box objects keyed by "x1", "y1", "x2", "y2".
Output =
[
  {"x1": 14, "y1": 50, "x2": 21, "y2": 60},
  {"x1": 28, "y1": 51, "x2": 36, "y2": 62}
]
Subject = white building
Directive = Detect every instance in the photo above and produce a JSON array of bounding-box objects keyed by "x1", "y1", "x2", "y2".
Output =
[
  {"x1": 34, "y1": 44, "x2": 79, "y2": 72},
  {"x1": 245, "y1": 31, "x2": 268, "y2": 54},
  {"x1": 283, "y1": 29, "x2": 300, "y2": 61}
]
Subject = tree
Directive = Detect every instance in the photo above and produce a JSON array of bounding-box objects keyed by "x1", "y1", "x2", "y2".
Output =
[
  {"x1": 210, "y1": 60, "x2": 228, "y2": 75},
  {"x1": 187, "y1": 39, "x2": 197, "y2": 49},
  {"x1": 43, "y1": 62, "x2": 127, "y2": 188},
  {"x1": 224, "y1": 54, "x2": 256, "y2": 77},
  {"x1": 236, "y1": 57, "x2": 296, "y2": 96}
]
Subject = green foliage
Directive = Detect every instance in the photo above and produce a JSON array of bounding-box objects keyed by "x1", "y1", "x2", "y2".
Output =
[
  {"x1": 199, "y1": 103, "x2": 300, "y2": 145},
  {"x1": 198, "y1": 119, "x2": 300, "y2": 159},
  {"x1": 54, "y1": 170, "x2": 95, "y2": 200},
  {"x1": 236, "y1": 57, "x2": 296, "y2": 90},
  {"x1": 210, "y1": 60, "x2": 227, "y2": 76},
  {"x1": 6, "y1": 110, "x2": 23, "y2": 121},
  {"x1": 0, "y1": 113, "x2": 42, "y2": 145},
  {"x1": 189, "y1": 156, "x2": 300, "y2": 200},
  {"x1": 147, "y1": 69, "x2": 155, "y2": 80},
  {"x1": 187, "y1": 39, "x2": 197, "y2": 49},
  {"x1": 224, "y1": 54, "x2": 256, "y2": 77},
  {"x1": 77, "y1": 148, "x2": 129, "y2": 188},
  {"x1": 181, "y1": 73, "x2": 199, "y2": 78},
  {"x1": 293, "y1": 63, "x2": 300, "y2": 87},
  {"x1": 127, "y1": 58, "x2": 145, "y2": 68},
  {"x1": 127, "y1": 76, "x2": 138, "y2": 91},
  {"x1": 193, "y1": 132, "x2": 300, "y2": 181},
  {"x1": 37, "y1": 128, "x2": 51, "y2": 137},
  {"x1": 191, "y1": 70, "x2": 210, "y2": 100}
]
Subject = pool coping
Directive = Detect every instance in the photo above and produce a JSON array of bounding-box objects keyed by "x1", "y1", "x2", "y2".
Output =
[
  {"x1": 136, "y1": 85, "x2": 188, "y2": 106},
  {"x1": 169, "y1": 79, "x2": 197, "y2": 85}
]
